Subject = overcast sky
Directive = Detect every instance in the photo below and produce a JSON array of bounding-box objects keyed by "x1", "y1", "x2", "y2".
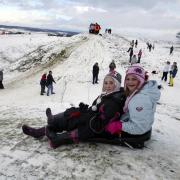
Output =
[{"x1": 0, "y1": 0, "x2": 180, "y2": 36}]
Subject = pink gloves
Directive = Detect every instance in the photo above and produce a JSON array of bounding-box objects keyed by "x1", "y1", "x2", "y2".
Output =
[{"x1": 105, "y1": 121, "x2": 122, "y2": 135}]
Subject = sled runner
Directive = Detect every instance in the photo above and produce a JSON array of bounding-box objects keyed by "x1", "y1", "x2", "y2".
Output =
[{"x1": 86, "y1": 129, "x2": 152, "y2": 149}]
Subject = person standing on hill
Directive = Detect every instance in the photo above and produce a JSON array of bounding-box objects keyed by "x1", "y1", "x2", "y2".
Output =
[
  {"x1": 0, "y1": 69, "x2": 4, "y2": 89},
  {"x1": 135, "y1": 40, "x2": 138, "y2": 48},
  {"x1": 109, "y1": 60, "x2": 116, "y2": 73},
  {"x1": 137, "y1": 49, "x2": 142, "y2": 63},
  {"x1": 46, "y1": 71, "x2": 56, "y2": 96},
  {"x1": 127, "y1": 46, "x2": 133, "y2": 63},
  {"x1": 92, "y1": 62, "x2": 99, "y2": 84},
  {"x1": 40, "y1": 73, "x2": 47, "y2": 95},
  {"x1": 131, "y1": 55, "x2": 137, "y2": 65},
  {"x1": 170, "y1": 45, "x2": 174, "y2": 55},
  {"x1": 161, "y1": 61, "x2": 171, "y2": 82},
  {"x1": 169, "y1": 62, "x2": 178, "y2": 86}
]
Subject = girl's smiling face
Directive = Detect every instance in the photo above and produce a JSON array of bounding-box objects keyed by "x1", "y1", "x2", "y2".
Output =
[
  {"x1": 103, "y1": 76, "x2": 116, "y2": 93},
  {"x1": 125, "y1": 74, "x2": 140, "y2": 93}
]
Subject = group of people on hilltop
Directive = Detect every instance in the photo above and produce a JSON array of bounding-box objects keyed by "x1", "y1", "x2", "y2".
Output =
[
  {"x1": 22, "y1": 64, "x2": 161, "y2": 149},
  {"x1": 105, "y1": 28, "x2": 112, "y2": 34},
  {"x1": 40, "y1": 71, "x2": 56, "y2": 96},
  {"x1": 127, "y1": 45, "x2": 142, "y2": 64},
  {"x1": 130, "y1": 40, "x2": 138, "y2": 48},
  {"x1": 161, "y1": 61, "x2": 178, "y2": 87},
  {"x1": 146, "y1": 42, "x2": 154, "y2": 52},
  {"x1": 89, "y1": 23, "x2": 101, "y2": 34}
]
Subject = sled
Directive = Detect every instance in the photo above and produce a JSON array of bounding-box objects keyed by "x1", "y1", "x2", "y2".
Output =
[{"x1": 86, "y1": 130, "x2": 152, "y2": 149}]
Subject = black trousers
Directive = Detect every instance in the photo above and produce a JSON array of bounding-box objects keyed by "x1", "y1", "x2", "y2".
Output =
[
  {"x1": 0, "y1": 81, "x2": 4, "y2": 89},
  {"x1": 93, "y1": 73, "x2": 98, "y2": 84},
  {"x1": 40, "y1": 84, "x2": 46, "y2": 94},
  {"x1": 161, "y1": 72, "x2": 168, "y2": 81}
]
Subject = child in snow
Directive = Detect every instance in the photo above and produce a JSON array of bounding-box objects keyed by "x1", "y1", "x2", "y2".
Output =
[
  {"x1": 169, "y1": 62, "x2": 178, "y2": 86},
  {"x1": 104, "y1": 65, "x2": 161, "y2": 148},
  {"x1": 46, "y1": 71, "x2": 56, "y2": 96},
  {"x1": 109, "y1": 60, "x2": 116, "y2": 73},
  {"x1": 22, "y1": 71, "x2": 126, "y2": 148},
  {"x1": 161, "y1": 61, "x2": 171, "y2": 82},
  {"x1": 40, "y1": 73, "x2": 47, "y2": 95}
]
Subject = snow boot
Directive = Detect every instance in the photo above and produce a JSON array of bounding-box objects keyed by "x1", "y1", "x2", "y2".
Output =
[
  {"x1": 46, "y1": 108, "x2": 66, "y2": 131},
  {"x1": 22, "y1": 125, "x2": 45, "y2": 138},
  {"x1": 46, "y1": 127, "x2": 78, "y2": 149}
]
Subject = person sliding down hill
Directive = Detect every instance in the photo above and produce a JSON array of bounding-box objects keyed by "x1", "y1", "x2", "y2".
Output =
[
  {"x1": 104, "y1": 65, "x2": 161, "y2": 148},
  {"x1": 22, "y1": 71, "x2": 126, "y2": 148}
]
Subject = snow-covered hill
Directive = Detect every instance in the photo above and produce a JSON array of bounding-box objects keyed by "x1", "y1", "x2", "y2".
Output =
[{"x1": 0, "y1": 32, "x2": 180, "y2": 179}]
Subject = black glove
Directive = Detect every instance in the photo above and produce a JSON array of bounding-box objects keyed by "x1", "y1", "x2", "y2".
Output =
[{"x1": 79, "y1": 102, "x2": 89, "y2": 112}]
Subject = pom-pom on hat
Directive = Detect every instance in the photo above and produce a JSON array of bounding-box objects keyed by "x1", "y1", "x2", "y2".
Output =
[{"x1": 124, "y1": 64, "x2": 146, "y2": 90}]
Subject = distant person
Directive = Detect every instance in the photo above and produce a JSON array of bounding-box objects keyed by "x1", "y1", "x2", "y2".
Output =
[
  {"x1": 0, "y1": 69, "x2": 4, "y2": 89},
  {"x1": 40, "y1": 73, "x2": 47, "y2": 95},
  {"x1": 161, "y1": 61, "x2": 171, "y2": 82},
  {"x1": 135, "y1": 40, "x2": 138, "y2": 48},
  {"x1": 127, "y1": 46, "x2": 133, "y2": 63},
  {"x1": 137, "y1": 49, "x2": 142, "y2": 63},
  {"x1": 131, "y1": 55, "x2": 137, "y2": 65},
  {"x1": 152, "y1": 44, "x2": 155, "y2": 50},
  {"x1": 92, "y1": 62, "x2": 99, "y2": 84},
  {"x1": 170, "y1": 45, "x2": 174, "y2": 55},
  {"x1": 108, "y1": 29, "x2": 112, "y2": 34},
  {"x1": 169, "y1": 62, "x2": 178, "y2": 87},
  {"x1": 130, "y1": 40, "x2": 134, "y2": 47},
  {"x1": 109, "y1": 60, "x2": 116, "y2": 72},
  {"x1": 46, "y1": 71, "x2": 56, "y2": 96},
  {"x1": 148, "y1": 44, "x2": 152, "y2": 52}
]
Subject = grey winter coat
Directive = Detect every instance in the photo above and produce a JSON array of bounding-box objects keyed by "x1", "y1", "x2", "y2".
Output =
[{"x1": 121, "y1": 80, "x2": 161, "y2": 135}]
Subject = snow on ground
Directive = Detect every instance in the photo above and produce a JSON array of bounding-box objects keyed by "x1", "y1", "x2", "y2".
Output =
[{"x1": 0, "y1": 32, "x2": 180, "y2": 180}]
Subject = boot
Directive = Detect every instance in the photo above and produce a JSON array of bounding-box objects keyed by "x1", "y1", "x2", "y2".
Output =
[
  {"x1": 22, "y1": 125, "x2": 45, "y2": 138},
  {"x1": 46, "y1": 108, "x2": 54, "y2": 124},
  {"x1": 46, "y1": 108, "x2": 68, "y2": 132},
  {"x1": 46, "y1": 126, "x2": 78, "y2": 149}
]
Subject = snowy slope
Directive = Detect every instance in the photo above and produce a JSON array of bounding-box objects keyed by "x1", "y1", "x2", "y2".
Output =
[{"x1": 0, "y1": 32, "x2": 180, "y2": 179}]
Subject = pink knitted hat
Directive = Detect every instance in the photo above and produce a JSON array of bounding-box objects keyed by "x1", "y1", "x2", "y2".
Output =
[{"x1": 124, "y1": 64, "x2": 146, "y2": 90}]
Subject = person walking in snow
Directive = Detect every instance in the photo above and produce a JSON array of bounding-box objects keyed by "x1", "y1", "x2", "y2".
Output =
[
  {"x1": 40, "y1": 73, "x2": 47, "y2": 95},
  {"x1": 161, "y1": 61, "x2": 171, "y2": 82},
  {"x1": 135, "y1": 40, "x2": 138, "y2": 48},
  {"x1": 170, "y1": 45, "x2": 174, "y2": 55},
  {"x1": 22, "y1": 71, "x2": 126, "y2": 148},
  {"x1": 137, "y1": 49, "x2": 142, "y2": 63},
  {"x1": 0, "y1": 69, "x2": 4, "y2": 89},
  {"x1": 46, "y1": 71, "x2": 56, "y2": 96},
  {"x1": 169, "y1": 62, "x2": 178, "y2": 86},
  {"x1": 104, "y1": 65, "x2": 161, "y2": 148},
  {"x1": 92, "y1": 62, "x2": 99, "y2": 84},
  {"x1": 109, "y1": 60, "x2": 116, "y2": 73},
  {"x1": 127, "y1": 46, "x2": 133, "y2": 63},
  {"x1": 131, "y1": 55, "x2": 137, "y2": 65}
]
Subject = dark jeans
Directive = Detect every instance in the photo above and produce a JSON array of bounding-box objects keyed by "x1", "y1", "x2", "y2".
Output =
[
  {"x1": 93, "y1": 73, "x2": 98, "y2": 84},
  {"x1": 161, "y1": 72, "x2": 168, "y2": 81},
  {"x1": 40, "y1": 84, "x2": 46, "y2": 94},
  {"x1": 0, "y1": 81, "x2": 4, "y2": 89}
]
